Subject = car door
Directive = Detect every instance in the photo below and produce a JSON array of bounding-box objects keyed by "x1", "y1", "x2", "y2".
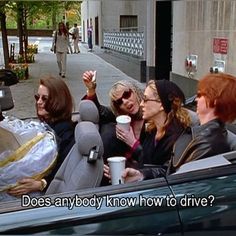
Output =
[
  {"x1": 167, "y1": 164, "x2": 236, "y2": 235},
  {"x1": 0, "y1": 176, "x2": 182, "y2": 235}
]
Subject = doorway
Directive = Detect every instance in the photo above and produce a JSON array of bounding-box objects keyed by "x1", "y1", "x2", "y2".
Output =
[
  {"x1": 95, "y1": 16, "x2": 99, "y2": 45},
  {"x1": 155, "y1": 1, "x2": 172, "y2": 80}
]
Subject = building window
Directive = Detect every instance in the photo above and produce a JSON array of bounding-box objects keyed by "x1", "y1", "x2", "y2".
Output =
[{"x1": 120, "y1": 15, "x2": 138, "y2": 31}]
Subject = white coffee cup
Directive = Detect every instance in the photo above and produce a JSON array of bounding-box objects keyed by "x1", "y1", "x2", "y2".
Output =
[
  {"x1": 116, "y1": 115, "x2": 131, "y2": 131},
  {"x1": 107, "y1": 156, "x2": 126, "y2": 185}
]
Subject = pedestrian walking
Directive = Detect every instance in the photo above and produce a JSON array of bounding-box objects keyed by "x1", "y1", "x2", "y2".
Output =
[
  {"x1": 87, "y1": 26, "x2": 93, "y2": 51},
  {"x1": 51, "y1": 22, "x2": 69, "y2": 78},
  {"x1": 66, "y1": 22, "x2": 73, "y2": 54},
  {"x1": 71, "y1": 23, "x2": 80, "y2": 53}
]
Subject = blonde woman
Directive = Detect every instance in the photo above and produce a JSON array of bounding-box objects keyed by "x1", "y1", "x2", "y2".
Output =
[{"x1": 82, "y1": 71, "x2": 145, "y2": 168}]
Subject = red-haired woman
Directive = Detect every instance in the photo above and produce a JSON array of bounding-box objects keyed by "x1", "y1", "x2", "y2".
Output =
[
  {"x1": 8, "y1": 76, "x2": 76, "y2": 196},
  {"x1": 51, "y1": 22, "x2": 69, "y2": 78},
  {"x1": 123, "y1": 73, "x2": 236, "y2": 182}
]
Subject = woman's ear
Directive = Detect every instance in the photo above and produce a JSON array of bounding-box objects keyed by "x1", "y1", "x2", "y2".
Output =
[{"x1": 159, "y1": 104, "x2": 165, "y2": 112}]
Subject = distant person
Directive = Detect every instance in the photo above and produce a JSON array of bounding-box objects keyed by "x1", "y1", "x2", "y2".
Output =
[
  {"x1": 123, "y1": 72, "x2": 236, "y2": 182},
  {"x1": 8, "y1": 75, "x2": 76, "y2": 196},
  {"x1": 87, "y1": 26, "x2": 93, "y2": 51},
  {"x1": 66, "y1": 22, "x2": 73, "y2": 54},
  {"x1": 71, "y1": 23, "x2": 80, "y2": 53},
  {"x1": 51, "y1": 22, "x2": 69, "y2": 78}
]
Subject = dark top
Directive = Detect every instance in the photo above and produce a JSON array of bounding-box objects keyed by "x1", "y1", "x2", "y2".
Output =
[
  {"x1": 142, "y1": 119, "x2": 231, "y2": 179},
  {"x1": 44, "y1": 120, "x2": 76, "y2": 188},
  {"x1": 132, "y1": 118, "x2": 185, "y2": 167}
]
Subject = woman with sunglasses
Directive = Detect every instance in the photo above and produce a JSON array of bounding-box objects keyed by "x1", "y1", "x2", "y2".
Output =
[
  {"x1": 8, "y1": 76, "x2": 76, "y2": 196},
  {"x1": 82, "y1": 71, "x2": 146, "y2": 168},
  {"x1": 123, "y1": 73, "x2": 236, "y2": 182}
]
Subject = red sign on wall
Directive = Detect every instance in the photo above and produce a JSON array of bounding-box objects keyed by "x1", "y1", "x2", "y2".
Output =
[{"x1": 213, "y1": 38, "x2": 228, "y2": 54}]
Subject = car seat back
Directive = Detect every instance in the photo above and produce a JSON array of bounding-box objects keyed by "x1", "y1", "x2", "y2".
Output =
[
  {"x1": 227, "y1": 130, "x2": 236, "y2": 151},
  {"x1": 46, "y1": 121, "x2": 104, "y2": 194},
  {"x1": 74, "y1": 100, "x2": 99, "y2": 128}
]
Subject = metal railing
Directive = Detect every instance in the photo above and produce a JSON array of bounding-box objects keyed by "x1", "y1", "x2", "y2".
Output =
[{"x1": 103, "y1": 30, "x2": 145, "y2": 59}]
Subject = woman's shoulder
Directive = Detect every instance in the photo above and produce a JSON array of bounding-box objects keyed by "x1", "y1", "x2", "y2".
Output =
[{"x1": 50, "y1": 120, "x2": 75, "y2": 137}]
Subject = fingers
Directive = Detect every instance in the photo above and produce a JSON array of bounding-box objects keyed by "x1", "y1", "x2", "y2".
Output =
[{"x1": 103, "y1": 164, "x2": 111, "y2": 179}]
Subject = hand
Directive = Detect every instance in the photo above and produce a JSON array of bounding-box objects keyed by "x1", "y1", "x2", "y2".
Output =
[
  {"x1": 7, "y1": 178, "x2": 42, "y2": 197},
  {"x1": 82, "y1": 71, "x2": 97, "y2": 96},
  {"x1": 103, "y1": 164, "x2": 111, "y2": 179},
  {"x1": 122, "y1": 168, "x2": 144, "y2": 183},
  {"x1": 116, "y1": 125, "x2": 137, "y2": 147}
]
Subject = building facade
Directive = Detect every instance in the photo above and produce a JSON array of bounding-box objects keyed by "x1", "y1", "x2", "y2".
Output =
[{"x1": 81, "y1": 0, "x2": 236, "y2": 96}]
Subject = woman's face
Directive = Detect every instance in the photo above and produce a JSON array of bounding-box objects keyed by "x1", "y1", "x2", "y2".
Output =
[
  {"x1": 140, "y1": 86, "x2": 163, "y2": 120},
  {"x1": 196, "y1": 91, "x2": 213, "y2": 121},
  {"x1": 35, "y1": 84, "x2": 49, "y2": 118},
  {"x1": 112, "y1": 85, "x2": 140, "y2": 115}
]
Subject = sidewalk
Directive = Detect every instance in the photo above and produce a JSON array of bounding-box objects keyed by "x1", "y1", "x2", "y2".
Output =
[{"x1": 6, "y1": 43, "x2": 145, "y2": 119}]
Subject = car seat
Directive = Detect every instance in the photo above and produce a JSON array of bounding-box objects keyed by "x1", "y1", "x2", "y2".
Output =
[
  {"x1": 46, "y1": 121, "x2": 104, "y2": 194},
  {"x1": 75, "y1": 100, "x2": 99, "y2": 126}
]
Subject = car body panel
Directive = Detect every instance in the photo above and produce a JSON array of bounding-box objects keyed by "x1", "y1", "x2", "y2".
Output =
[{"x1": 0, "y1": 177, "x2": 182, "y2": 235}]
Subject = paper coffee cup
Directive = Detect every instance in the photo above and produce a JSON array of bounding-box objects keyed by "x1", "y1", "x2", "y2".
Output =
[
  {"x1": 116, "y1": 115, "x2": 131, "y2": 131},
  {"x1": 107, "y1": 156, "x2": 126, "y2": 185}
]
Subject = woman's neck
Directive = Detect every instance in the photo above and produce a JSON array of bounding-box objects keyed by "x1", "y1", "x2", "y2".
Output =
[{"x1": 153, "y1": 113, "x2": 167, "y2": 132}]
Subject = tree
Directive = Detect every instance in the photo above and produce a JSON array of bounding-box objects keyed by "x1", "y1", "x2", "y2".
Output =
[{"x1": 0, "y1": 1, "x2": 10, "y2": 69}]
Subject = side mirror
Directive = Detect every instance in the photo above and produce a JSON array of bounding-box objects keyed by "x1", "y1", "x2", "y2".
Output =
[{"x1": 0, "y1": 86, "x2": 14, "y2": 112}]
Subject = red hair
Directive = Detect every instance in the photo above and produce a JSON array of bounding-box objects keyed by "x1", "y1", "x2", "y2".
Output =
[{"x1": 198, "y1": 73, "x2": 236, "y2": 123}]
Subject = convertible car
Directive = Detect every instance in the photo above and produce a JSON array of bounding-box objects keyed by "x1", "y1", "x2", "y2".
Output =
[
  {"x1": 1, "y1": 80, "x2": 236, "y2": 235},
  {"x1": 1, "y1": 156, "x2": 236, "y2": 235}
]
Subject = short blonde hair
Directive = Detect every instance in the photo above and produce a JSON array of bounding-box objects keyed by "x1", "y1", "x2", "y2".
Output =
[{"x1": 109, "y1": 80, "x2": 144, "y2": 119}]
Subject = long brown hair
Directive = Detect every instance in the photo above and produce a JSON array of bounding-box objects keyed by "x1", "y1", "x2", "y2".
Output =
[
  {"x1": 36, "y1": 75, "x2": 74, "y2": 123},
  {"x1": 58, "y1": 22, "x2": 68, "y2": 36},
  {"x1": 146, "y1": 80, "x2": 191, "y2": 140},
  {"x1": 198, "y1": 72, "x2": 236, "y2": 123}
]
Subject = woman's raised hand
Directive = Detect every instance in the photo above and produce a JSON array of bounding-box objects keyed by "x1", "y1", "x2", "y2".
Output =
[{"x1": 82, "y1": 71, "x2": 97, "y2": 96}]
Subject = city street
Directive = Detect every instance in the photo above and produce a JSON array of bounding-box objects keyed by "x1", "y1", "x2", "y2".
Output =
[{"x1": 0, "y1": 36, "x2": 143, "y2": 118}]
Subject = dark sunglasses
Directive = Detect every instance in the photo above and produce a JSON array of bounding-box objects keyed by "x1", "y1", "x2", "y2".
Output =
[
  {"x1": 34, "y1": 94, "x2": 48, "y2": 102},
  {"x1": 113, "y1": 89, "x2": 132, "y2": 106}
]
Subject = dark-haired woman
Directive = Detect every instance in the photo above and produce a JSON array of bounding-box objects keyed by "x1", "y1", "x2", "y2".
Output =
[
  {"x1": 8, "y1": 76, "x2": 76, "y2": 196},
  {"x1": 51, "y1": 22, "x2": 69, "y2": 78}
]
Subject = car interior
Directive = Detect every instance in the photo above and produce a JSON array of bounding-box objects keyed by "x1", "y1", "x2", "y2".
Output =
[{"x1": 0, "y1": 84, "x2": 236, "y2": 201}]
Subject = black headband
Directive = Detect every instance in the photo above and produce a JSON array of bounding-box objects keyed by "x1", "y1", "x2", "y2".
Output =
[{"x1": 154, "y1": 80, "x2": 185, "y2": 113}]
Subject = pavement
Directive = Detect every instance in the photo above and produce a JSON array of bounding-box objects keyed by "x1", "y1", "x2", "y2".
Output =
[{"x1": 5, "y1": 41, "x2": 145, "y2": 119}]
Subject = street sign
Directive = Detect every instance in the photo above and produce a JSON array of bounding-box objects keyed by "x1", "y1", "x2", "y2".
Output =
[{"x1": 213, "y1": 38, "x2": 228, "y2": 54}]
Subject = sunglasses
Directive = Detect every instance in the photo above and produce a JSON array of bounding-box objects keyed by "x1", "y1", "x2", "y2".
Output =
[
  {"x1": 34, "y1": 94, "x2": 48, "y2": 102},
  {"x1": 113, "y1": 89, "x2": 132, "y2": 106}
]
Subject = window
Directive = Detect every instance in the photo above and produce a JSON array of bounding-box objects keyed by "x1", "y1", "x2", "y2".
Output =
[{"x1": 120, "y1": 15, "x2": 138, "y2": 31}]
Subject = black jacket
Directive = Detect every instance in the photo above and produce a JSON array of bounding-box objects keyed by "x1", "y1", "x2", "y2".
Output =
[
  {"x1": 44, "y1": 120, "x2": 76, "y2": 187},
  {"x1": 142, "y1": 119, "x2": 231, "y2": 179},
  {"x1": 132, "y1": 118, "x2": 185, "y2": 167}
]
